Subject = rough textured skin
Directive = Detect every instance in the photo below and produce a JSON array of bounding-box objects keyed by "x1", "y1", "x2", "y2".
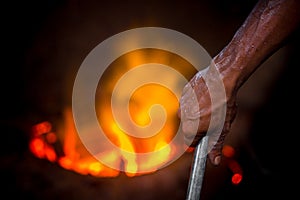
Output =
[
  {"x1": 178, "y1": 0, "x2": 300, "y2": 166},
  {"x1": 179, "y1": 61, "x2": 238, "y2": 166}
]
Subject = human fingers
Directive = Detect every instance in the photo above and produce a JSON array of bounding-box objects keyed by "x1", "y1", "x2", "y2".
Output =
[{"x1": 207, "y1": 103, "x2": 237, "y2": 166}]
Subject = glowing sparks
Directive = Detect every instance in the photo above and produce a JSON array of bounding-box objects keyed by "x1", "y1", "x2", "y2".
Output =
[{"x1": 222, "y1": 145, "x2": 243, "y2": 185}]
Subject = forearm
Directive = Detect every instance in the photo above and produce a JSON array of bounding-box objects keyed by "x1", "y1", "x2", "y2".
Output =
[{"x1": 213, "y1": 0, "x2": 300, "y2": 95}]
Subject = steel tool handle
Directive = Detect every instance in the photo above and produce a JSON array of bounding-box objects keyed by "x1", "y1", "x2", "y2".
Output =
[{"x1": 186, "y1": 136, "x2": 209, "y2": 200}]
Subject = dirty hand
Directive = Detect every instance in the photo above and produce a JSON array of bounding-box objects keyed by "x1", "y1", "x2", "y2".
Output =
[{"x1": 178, "y1": 61, "x2": 238, "y2": 166}]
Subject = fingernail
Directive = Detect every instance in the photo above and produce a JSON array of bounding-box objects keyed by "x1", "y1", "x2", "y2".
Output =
[{"x1": 214, "y1": 156, "x2": 221, "y2": 165}]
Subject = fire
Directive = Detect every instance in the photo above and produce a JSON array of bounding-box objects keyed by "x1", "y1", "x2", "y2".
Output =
[{"x1": 29, "y1": 49, "x2": 197, "y2": 177}]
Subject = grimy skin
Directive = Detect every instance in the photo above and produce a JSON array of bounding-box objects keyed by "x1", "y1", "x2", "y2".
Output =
[{"x1": 179, "y1": 0, "x2": 300, "y2": 166}]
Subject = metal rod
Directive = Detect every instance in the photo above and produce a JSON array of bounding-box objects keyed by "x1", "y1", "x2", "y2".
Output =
[{"x1": 186, "y1": 136, "x2": 209, "y2": 200}]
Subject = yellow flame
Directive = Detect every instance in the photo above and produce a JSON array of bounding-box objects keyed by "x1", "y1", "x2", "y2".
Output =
[{"x1": 29, "y1": 48, "x2": 197, "y2": 177}]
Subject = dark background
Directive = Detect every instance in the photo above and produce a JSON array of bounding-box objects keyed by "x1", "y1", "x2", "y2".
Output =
[{"x1": 1, "y1": 0, "x2": 299, "y2": 199}]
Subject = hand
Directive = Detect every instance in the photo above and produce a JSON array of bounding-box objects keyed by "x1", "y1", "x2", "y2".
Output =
[
  {"x1": 178, "y1": 61, "x2": 238, "y2": 166},
  {"x1": 178, "y1": 0, "x2": 300, "y2": 166}
]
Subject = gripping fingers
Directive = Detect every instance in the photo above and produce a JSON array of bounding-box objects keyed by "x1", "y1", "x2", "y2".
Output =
[{"x1": 208, "y1": 103, "x2": 237, "y2": 166}]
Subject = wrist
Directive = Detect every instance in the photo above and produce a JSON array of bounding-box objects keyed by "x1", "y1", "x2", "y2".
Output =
[{"x1": 211, "y1": 49, "x2": 242, "y2": 100}]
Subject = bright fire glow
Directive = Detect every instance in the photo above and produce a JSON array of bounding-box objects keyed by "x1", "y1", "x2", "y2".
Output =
[{"x1": 29, "y1": 49, "x2": 197, "y2": 177}]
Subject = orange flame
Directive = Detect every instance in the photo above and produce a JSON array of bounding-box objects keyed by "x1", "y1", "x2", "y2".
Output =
[{"x1": 29, "y1": 49, "x2": 197, "y2": 177}]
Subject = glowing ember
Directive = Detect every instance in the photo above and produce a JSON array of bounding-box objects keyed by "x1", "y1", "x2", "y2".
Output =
[
  {"x1": 221, "y1": 144, "x2": 243, "y2": 185},
  {"x1": 231, "y1": 173, "x2": 243, "y2": 185},
  {"x1": 29, "y1": 49, "x2": 197, "y2": 177},
  {"x1": 222, "y1": 145, "x2": 236, "y2": 158}
]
